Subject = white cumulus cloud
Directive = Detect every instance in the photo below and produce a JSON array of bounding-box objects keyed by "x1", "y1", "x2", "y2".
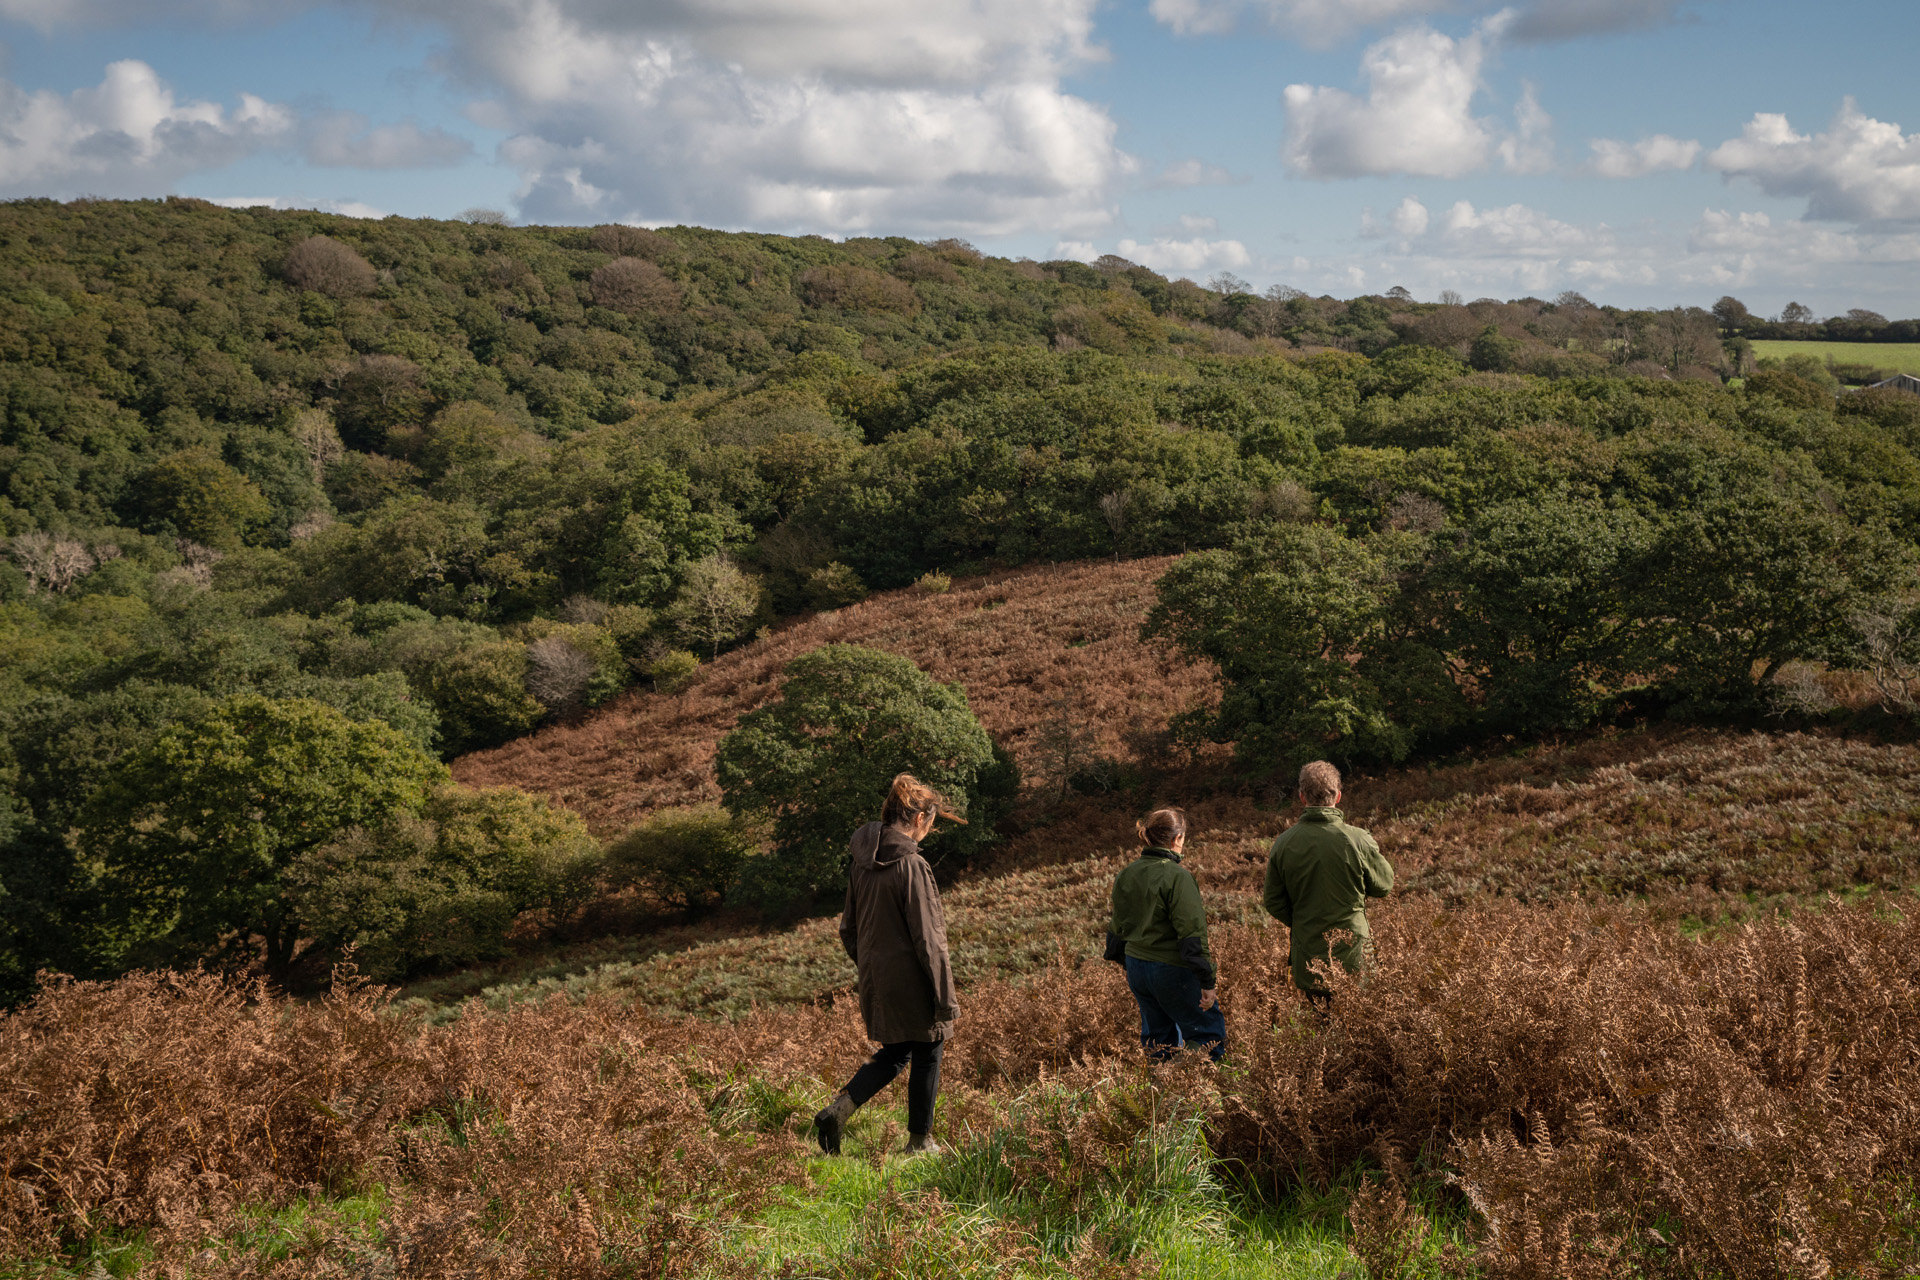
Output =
[
  {"x1": 1497, "y1": 80, "x2": 1553, "y2": 173},
  {"x1": 1114, "y1": 236, "x2": 1251, "y2": 276},
  {"x1": 0, "y1": 0, "x2": 1134, "y2": 235},
  {"x1": 386, "y1": 0, "x2": 1132, "y2": 235},
  {"x1": 1392, "y1": 195, "x2": 1430, "y2": 236},
  {"x1": 0, "y1": 59, "x2": 293, "y2": 197},
  {"x1": 1439, "y1": 199, "x2": 1607, "y2": 256},
  {"x1": 205, "y1": 195, "x2": 390, "y2": 217},
  {"x1": 1283, "y1": 16, "x2": 1546, "y2": 179},
  {"x1": 1359, "y1": 195, "x2": 1430, "y2": 241},
  {"x1": 1586, "y1": 133, "x2": 1700, "y2": 178},
  {"x1": 1150, "y1": 0, "x2": 1452, "y2": 45},
  {"x1": 1707, "y1": 100, "x2": 1920, "y2": 222}
]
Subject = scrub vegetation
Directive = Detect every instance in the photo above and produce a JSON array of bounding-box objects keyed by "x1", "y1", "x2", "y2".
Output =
[{"x1": 5, "y1": 200, "x2": 1920, "y2": 1273}]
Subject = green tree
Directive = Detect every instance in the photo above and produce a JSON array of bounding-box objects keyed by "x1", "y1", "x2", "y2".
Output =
[
  {"x1": 715, "y1": 644, "x2": 1004, "y2": 911},
  {"x1": 132, "y1": 449, "x2": 273, "y2": 550},
  {"x1": 1145, "y1": 525, "x2": 1455, "y2": 772},
  {"x1": 288, "y1": 785, "x2": 600, "y2": 981},
  {"x1": 1441, "y1": 499, "x2": 1653, "y2": 735},
  {"x1": 81, "y1": 694, "x2": 448, "y2": 980},
  {"x1": 1468, "y1": 325, "x2": 1521, "y2": 374},
  {"x1": 672, "y1": 554, "x2": 761, "y2": 657},
  {"x1": 1640, "y1": 489, "x2": 1905, "y2": 711},
  {"x1": 411, "y1": 640, "x2": 543, "y2": 754}
]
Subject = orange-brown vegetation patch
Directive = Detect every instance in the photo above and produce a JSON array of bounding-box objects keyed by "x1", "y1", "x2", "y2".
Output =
[
  {"x1": 440, "y1": 727, "x2": 1920, "y2": 1017},
  {"x1": 451, "y1": 558, "x2": 1215, "y2": 835},
  {"x1": 10, "y1": 895, "x2": 1917, "y2": 1273}
]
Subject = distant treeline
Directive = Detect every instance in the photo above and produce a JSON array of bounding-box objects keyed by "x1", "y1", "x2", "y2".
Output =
[
  {"x1": 1710, "y1": 296, "x2": 1920, "y2": 344},
  {"x1": 1, "y1": 197, "x2": 1917, "y2": 1003}
]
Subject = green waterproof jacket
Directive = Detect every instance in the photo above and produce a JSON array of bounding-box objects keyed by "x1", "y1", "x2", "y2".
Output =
[
  {"x1": 1105, "y1": 848, "x2": 1216, "y2": 986},
  {"x1": 1262, "y1": 807, "x2": 1393, "y2": 993}
]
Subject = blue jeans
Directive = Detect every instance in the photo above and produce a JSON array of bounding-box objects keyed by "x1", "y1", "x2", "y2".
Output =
[{"x1": 1124, "y1": 955, "x2": 1226, "y2": 1062}]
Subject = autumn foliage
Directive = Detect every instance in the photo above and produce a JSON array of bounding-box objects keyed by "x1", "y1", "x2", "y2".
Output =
[{"x1": 7, "y1": 886, "x2": 1919, "y2": 1274}]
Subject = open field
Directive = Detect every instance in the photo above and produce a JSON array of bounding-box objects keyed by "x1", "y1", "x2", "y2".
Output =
[{"x1": 1752, "y1": 338, "x2": 1920, "y2": 378}]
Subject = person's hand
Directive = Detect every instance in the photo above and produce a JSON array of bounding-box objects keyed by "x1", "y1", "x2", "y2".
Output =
[
  {"x1": 1198, "y1": 988, "x2": 1217, "y2": 1011},
  {"x1": 929, "y1": 1019, "x2": 955, "y2": 1042}
]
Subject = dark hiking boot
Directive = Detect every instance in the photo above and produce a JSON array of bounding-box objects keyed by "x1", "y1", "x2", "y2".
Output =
[{"x1": 814, "y1": 1092, "x2": 856, "y2": 1155}]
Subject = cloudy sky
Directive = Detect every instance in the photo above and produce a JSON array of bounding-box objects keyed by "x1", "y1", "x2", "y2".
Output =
[{"x1": 0, "y1": 0, "x2": 1914, "y2": 313}]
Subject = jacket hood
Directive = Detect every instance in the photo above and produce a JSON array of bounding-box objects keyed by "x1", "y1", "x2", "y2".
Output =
[
  {"x1": 1301, "y1": 806, "x2": 1344, "y2": 823},
  {"x1": 850, "y1": 821, "x2": 918, "y2": 871}
]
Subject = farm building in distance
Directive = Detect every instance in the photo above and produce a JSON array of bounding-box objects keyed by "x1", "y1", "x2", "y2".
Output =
[{"x1": 1866, "y1": 372, "x2": 1920, "y2": 394}]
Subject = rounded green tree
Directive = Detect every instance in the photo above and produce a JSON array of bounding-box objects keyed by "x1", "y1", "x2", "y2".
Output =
[
  {"x1": 715, "y1": 643, "x2": 1012, "y2": 912},
  {"x1": 82, "y1": 693, "x2": 449, "y2": 980}
]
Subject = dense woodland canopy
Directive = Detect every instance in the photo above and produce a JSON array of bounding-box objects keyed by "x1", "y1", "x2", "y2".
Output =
[{"x1": 1, "y1": 196, "x2": 1918, "y2": 1001}]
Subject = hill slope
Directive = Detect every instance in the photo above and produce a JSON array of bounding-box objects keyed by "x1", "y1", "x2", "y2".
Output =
[
  {"x1": 418, "y1": 724, "x2": 1920, "y2": 1014},
  {"x1": 451, "y1": 557, "x2": 1216, "y2": 832}
]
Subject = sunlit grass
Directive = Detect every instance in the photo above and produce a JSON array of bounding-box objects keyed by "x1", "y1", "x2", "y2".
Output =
[{"x1": 1751, "y1": 339, "x2": 1920, "y2": 378}]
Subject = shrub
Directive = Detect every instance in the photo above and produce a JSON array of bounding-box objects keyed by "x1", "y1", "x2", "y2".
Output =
[
  {"x1": 282, "y1": 234, "x2": 376, "y2": 297},
  {"x1": 289, "y1": 786, "x2": 601, "y2": 979},
  {"x1": 647, "y1": 647, "x2": 701, "y2": 693},
  {"x1": 915, "y1": 570, "x2": 953, "y2": 595},
  {"x1": 715, "y1": 644, "x2": 1000, "y2": 911},
  {"x1": 602, "y1": 804, "x2": 757, "y2": 912},
  {"x1": 804, "y1": 560, "x2": 868, "y2": 610}
]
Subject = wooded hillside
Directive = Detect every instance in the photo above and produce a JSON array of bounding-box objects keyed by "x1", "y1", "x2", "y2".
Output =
[{"x1": 2, "y1": 198, "x2": 1918, "y2": 1006}]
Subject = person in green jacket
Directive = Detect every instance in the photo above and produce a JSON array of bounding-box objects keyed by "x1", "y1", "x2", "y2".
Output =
[
  {"x1": 1263, "y1": 761, "x2": 1394, "y2": 1003},
  {"x1": 1104, "y1": 807, "x2": 1224, "y2": 1061}
]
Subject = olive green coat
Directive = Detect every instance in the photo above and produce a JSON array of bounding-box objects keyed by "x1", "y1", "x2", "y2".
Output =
[
  {"x1": 1106, "y1": 847, "x2": 1216, "y2": 985},
  {"x1": 1262, "y1": 807, "x2": 1393, "y2": 993},
  {"x1": 839, "y1": 822, "x2": 959, "y2": 1044}
]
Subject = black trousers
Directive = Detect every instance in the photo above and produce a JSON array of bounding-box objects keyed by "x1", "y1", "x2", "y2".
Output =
[{"x1": 843, "y1": 1039, "x2": 944, "y2": 1135}]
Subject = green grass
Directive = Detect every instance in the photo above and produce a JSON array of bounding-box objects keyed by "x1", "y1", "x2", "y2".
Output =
[
  {"x1": 1, "y1": 1192, "x2": 388, "y2": 1278},
  {"x1": 1751, "y1": 339, "x2": 1920, "y2": 379},
  {"x1": 733, "y1": 1147, "x2": 1362, "y2": 1279},
  {"x1": 725, "y1": 1080, "x2": 1468, "y2": 1280}
]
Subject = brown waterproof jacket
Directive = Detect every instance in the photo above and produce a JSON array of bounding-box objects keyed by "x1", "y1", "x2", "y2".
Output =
[{"x1": 838, "y1": 822, "x2": 959, "y2": 1044}]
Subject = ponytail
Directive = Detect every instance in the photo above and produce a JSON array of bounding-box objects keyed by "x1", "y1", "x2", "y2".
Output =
[
  {"x1": 1136, "y1": 807, "x2": 1188, "y2": 850},
  {"x1": 883, "y1": 773, "x2": 957, "y2": 827}
]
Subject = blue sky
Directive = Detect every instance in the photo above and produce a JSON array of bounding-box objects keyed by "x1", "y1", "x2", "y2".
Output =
[{"x1": 1, "y1": 0, "x2": 1915, "y2": 315}]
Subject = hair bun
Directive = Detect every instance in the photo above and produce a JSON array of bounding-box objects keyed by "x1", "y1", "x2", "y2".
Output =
[{"x1": 1136, "y1": 806, "x2": 1187, "y2": 848}]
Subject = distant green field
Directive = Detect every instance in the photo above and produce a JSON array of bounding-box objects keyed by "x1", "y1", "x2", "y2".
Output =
[{"x1": 1751, "y1": 339, "x2": 1920, "y2": 380}]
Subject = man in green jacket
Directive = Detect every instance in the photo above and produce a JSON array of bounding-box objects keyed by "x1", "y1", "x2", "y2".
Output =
[{"x1": 1263, "y1": 760, "x2": 1394, "y2": 1002}]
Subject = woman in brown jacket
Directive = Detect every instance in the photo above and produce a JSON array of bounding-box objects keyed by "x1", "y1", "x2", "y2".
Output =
[{"x1": 813, "y1": 774, "x2": 960, "y2": 1156}]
